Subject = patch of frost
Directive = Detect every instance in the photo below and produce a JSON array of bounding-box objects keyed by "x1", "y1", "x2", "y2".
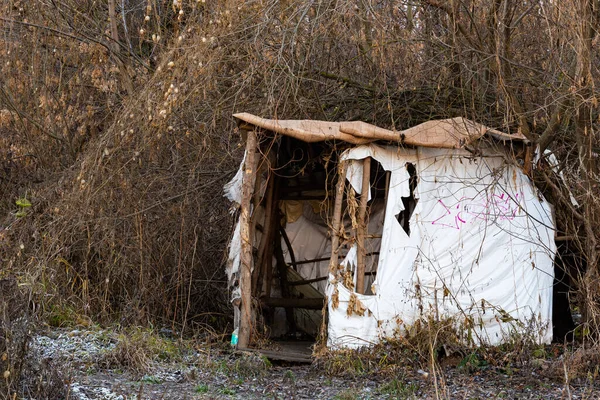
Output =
[{"x1": 70, "y1": 382, "x2": 130, "y2": 400}]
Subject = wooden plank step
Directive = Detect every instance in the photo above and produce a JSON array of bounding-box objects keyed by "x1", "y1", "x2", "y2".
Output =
[{"x1": 237, "y1": 347, "x2": 312, "y2": 363}]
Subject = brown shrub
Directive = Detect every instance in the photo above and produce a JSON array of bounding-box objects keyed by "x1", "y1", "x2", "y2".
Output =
[
  {"x1": 0, "y1": 0, "x2": 598, "y2": 340},
  {"x1": 0, "y1": 278, "x2": 66, "y2": 399}
]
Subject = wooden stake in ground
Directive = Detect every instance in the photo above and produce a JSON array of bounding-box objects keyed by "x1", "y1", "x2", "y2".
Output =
[
  {"x1": 238, "y1": 129, "x2": 259, "y2": 349},
  {"x1": 356, "y1": 157, "x2": 371, "y2": 294}
]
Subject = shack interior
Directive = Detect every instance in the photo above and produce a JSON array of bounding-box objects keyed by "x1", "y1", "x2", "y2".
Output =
[{"x1": 252, "y1": 135, "x2": 390, "y2": 336}]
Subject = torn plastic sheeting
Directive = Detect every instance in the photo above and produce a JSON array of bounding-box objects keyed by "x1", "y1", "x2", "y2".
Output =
[
  {"x1": 341, "y1": 144, "x2": 416, "y2": 172},
  {"x1": 226, "y1": 219, "x2": 241, "y2": 284},
  {"x1": 327, "y1": 279, "x2": 415, "y2": 348},
  {"x1": 342, "y1": 146, "x2": 415, "y2": 296},
  {"x1": 224, "y1": 153, "x2": 246, "y2": 204},
  {"x1": 227, "y1": 204, "x2": 265, "y2": 283},
  {"x1": 341, "y1": 244, "x2": 358, "y2": 270},
  {"x1": 224, "y1": 151, "x2": 268, "y2": 205},
  {"x1": 340, "y1": 244, "x2": 358, "y2": 289},
  {"x1": 328, "y1": 145, "x2": 555, "y2": 348},
  {"x1": 224, "y1": 152, "x2": 268, "y2": 285},
  {"x1": 346, "y1": 160, "x2": 372, "y2": 201}
]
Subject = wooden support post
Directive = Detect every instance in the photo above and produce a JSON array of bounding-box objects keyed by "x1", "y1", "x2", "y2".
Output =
[
  {"x1": 249, "y1": 159, "x2": 266, "y2": 239},
  {"x1": 253, "y1": 170, "x2": 274, "y2": 296},
  {"x1": 263, "y1": 239, "x2": 275, "y2": 297},
  {"x1": 381, "y1": 170, "x2": 391, "y2": 222},
  {"x1": 523, "y1": 143, "x2": 533, "y2": 177},
  {"x1": 249, "y1": 155, "x2": 267, "y2": 296},
  {"x1": 263, "y1": 176, "x2": 280, "y2": 301},
  {"x1": 329, "y1": 162, "x2": 348, "y2": 274},
  {"x1": 238, "y1": 130, "x2": 259, "y2": 349},
  {"x1": 356, "y1": 157, "x2": 371, "y2": 294}
]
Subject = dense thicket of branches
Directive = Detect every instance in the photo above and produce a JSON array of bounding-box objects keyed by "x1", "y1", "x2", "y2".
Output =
[{"x1": 0, "y1": 0, "x2": 598, "y2": 332}]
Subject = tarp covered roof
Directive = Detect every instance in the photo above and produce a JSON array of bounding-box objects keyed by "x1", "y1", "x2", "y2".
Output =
[{"x1": 233, "y1": 113, "x2": 527, "y2": 148}]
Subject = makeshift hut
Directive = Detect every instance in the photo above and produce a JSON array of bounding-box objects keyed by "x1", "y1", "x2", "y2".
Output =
[{"x1": 225, "y1": 113, "x2": 558, "y2": 351}]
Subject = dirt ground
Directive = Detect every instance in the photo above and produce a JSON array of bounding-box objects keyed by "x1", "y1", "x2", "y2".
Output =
[{"x1": 30, "y1": 328, "x2": 600, "y2": 399}]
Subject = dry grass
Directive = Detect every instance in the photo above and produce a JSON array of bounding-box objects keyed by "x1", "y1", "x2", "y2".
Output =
[
  {"x1": 315, "y1": 318, "x2": 460, "y2": 378},
  {"x1": 545, "y1": 342, "x2": 600, "y2": 382},
  {"x1": 98, "y1": 327, "x2": 186, "y2": 374},
  {"x1": 0, "y1": 278, "x2": 66, "y2": 399},
  {"x1": 316, "y1": 316, "x2": 556, "y2": 381}
]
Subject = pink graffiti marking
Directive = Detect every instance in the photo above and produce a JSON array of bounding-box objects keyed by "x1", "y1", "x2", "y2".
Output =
[
  {"x1": 432, "y1": 199, "x2": 468, "y2": 230},
  {"x1": 431, "y1": 192, "x2": 523, "y2": 230}
]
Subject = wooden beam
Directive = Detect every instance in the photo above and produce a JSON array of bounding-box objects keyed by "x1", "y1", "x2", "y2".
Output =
[
  {"x1": 289, "y1": 257, "x2": 331, "y2": 266},
  {"x1": 288, "y1": 276, "x2": 328, "y2": 286},
  {"x1": 287, "y1": 251, "x2": 381, "y2": 268},
  {"x1": 238, "y1": 130, "x2": 259, "y2": 349},
  {"x1": 356, "y1": 157, "x2": 371, "y2": 294},
  {"x1": 329, "y1": 162, "x2": 348, "y2": 274}
]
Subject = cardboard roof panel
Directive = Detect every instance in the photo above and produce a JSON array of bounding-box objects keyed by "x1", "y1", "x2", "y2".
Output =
[{"x1": 233, "y1": 113, "x2": 527, "y2": 148}]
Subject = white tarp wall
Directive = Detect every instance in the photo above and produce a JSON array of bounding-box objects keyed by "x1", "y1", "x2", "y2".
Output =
[{"x1": 328, "y1": 145, "x2": 556, "y2": 348}]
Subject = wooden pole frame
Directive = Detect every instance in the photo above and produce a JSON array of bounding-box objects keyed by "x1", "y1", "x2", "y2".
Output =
[
  {"x1": 356, "y1": 157, "x2": 371, "y2": 294},
  {"x1": 249, "y1": 153, "x2": 268, "y2": 297},
  {"x1": 253, "y1": 172, "x2": 274, "y2": 296},
  {"x1": 238, "y1": 129, "x2": 259, "y2": 349},
  {"x1": 329, "y1": 161, "x2": 348, "y2": 274},
  {"x1": 264, "y1": 179, "x2": 279, "y2": 301}
]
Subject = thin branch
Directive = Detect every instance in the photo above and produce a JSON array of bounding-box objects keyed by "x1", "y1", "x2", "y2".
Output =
[{"x1": 0, "y1": 85, "x2": 64, "y2": 143}]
